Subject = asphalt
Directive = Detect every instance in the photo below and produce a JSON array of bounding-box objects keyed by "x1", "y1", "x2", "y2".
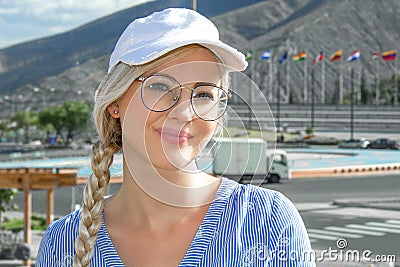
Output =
[
  {"x1": 0, "y1": 198, "x2": 399, "y2": 266},
  {"x1": 333, "y1": 197, "x2": 400, "y2": 211},
  {"x1": 1, "y1": 140, "x2": 399, "y2": 266}
]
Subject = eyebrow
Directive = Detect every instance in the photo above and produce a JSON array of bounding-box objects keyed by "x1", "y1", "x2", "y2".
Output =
[
  {"x1": 191, "y1": 81, "x2": 220, "y2": 87},
  {"x1": 145, "y1": 73, "x2": 222, "y2": 87}
]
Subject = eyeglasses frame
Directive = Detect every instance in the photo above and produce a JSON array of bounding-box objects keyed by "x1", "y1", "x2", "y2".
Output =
[{"x1": 137, "y1": 74, "x2": 231, "y2": 121}]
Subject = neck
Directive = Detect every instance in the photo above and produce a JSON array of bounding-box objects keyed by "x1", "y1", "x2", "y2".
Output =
[{"x1": 105, "y1": 158, "x2": 220, "y2": 229}]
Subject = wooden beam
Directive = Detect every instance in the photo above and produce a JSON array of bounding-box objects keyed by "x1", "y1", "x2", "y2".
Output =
[
  {"x1": 0, "y1": 173, "x2": 24, "y2": 189},
  {"x1": 23, "y1": 173, "x2": 31, "y2": 267},
  {"x1": 46, "y1": 189, "x2": 54, "y2": 225}
]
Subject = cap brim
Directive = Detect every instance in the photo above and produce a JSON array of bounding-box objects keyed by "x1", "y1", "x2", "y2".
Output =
[
  {"x1": 199, "y1": 42, "x2": 248, "y2": 72},
  {"x1": 115, "y1": 39, "x2": 248, "y2": 73}
]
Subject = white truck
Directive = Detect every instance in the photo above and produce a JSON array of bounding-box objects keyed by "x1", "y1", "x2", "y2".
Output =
[{"x1": 211, "y1": 137, "x2": 290, "y2": 184}]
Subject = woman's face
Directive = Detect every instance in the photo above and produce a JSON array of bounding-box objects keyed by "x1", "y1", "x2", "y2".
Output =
[{"x1": 115, "y1": 47, "x2": 222, "y2": 171}]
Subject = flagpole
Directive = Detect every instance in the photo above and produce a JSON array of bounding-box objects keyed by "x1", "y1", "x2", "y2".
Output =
[
  {"x1": 376, "y1": 58, "x2": 380, "y2": 105},
  {"x1": 394, "y1": 60, "x2": 398, "y2": 105},
  {"x1": 269, "y1": 60, "x2": 273, "y2": 102},
  {"x1": 321, "y1": 56, "x2": 325, "y2": 104},
  {"x1": 311, "y1": 67, "x2": 315, "y2": 129},
  {"x1": 192, "y1": 0, "x2": 197, "y2": 11},
  {"x1": 250, "y1": 59, "x2": 254, "y2": 105},
  {"x1": 286, "y1": 52, "x2": 290, "y2": 103},
  {"x1": 397, "y1": 60, "x2": 399, "y2": 105},
  {"x1": 350, "y1": 67, "x2": 355, "y2": 140},
  {"x1": 339, "y1": 65, "x2": 343, "y2": 105},
  {"x1": 357, "y1": 66, "x2": 361, "y2": 104},
  {"x1": 286, "y1": 40, "x2": 291, "y2": 103},
  {"x1": 303, "y1": 57, "x2": 307, "y2": 103},
  {"x1": 277, "y1": 66, "x2": 281, "y2": 132}
]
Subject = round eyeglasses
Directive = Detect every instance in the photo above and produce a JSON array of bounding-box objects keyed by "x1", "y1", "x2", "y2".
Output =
[{"x1": 138, "y1": 74, "x2": 230, "y2": 121}]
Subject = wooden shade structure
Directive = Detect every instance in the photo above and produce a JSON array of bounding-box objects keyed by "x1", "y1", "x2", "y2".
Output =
[
  {"x1": 0, "y1": 167, "x2": 78, "y2": 266},
  {"x1": 0, "y1": 166, "x2": 124, "y2": 266}
]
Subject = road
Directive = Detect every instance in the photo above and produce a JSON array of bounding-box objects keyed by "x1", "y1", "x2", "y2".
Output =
[
  {"x1": 10, "y1": 174, "x2": 400, "y2": 265},
  {"x1": 264, "y1": 174, "x2": 400, "y2": 202},
  {"x1": 264, "y1": 174, "x2": 400, "y2": 266},
  {"x1": 13, "y1": 173, "x2": 398, "y2": 217}
]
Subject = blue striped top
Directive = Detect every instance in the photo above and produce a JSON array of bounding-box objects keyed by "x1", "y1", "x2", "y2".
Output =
[{"x1": 36, "y1": 178, "x2": 315, "y2": 266}]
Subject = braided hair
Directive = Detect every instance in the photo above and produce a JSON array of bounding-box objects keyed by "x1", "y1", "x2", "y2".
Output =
[{"x1": 72, "y1": 45, "x2": 221, "y2": 266}]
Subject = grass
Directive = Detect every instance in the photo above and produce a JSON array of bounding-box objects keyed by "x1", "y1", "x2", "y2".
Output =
[{"x1": 1, "y1": 214, "x2": 47, "y2": 232}]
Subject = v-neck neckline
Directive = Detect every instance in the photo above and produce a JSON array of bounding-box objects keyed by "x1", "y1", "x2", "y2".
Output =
[{"x1": 97, "y1": 177, "x2": 238, "y2": 266}]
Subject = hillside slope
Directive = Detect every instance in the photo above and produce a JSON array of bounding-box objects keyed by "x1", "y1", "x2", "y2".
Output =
[
  {"x1": 1, "y1": 0, "x2": 399, "y2": 114},
  {"x1": 0, "y1": 0, "x2": 263, "y2": 95},
  {"x1": 214, "y1": 0, "x2": 399, "y2": 103}
]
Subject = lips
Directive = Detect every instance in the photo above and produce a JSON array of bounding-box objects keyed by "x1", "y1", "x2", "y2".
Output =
[{"x1": 155, "y1": 127, "x2": 193, "y2": 145}]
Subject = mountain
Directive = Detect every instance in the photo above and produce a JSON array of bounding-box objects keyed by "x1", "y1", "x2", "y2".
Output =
[
  {"x1": 0, "y1": 0, "x2": 399, "y2": 115},
  {"x1": 213, "y1": 0, "x2": 400, "y2": 104},
  {"x1": 0, "y1": 0, "x2": 263, "y2": 96}
]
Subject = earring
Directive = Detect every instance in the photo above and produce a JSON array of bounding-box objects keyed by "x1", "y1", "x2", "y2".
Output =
[{"x1": 113, "y1": 109, "x2": 119, "y2": 114}]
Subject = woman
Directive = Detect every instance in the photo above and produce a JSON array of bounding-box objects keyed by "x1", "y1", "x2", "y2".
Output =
[{"x1": 37, "y1": 8, "x2": 314, "y2": 267}]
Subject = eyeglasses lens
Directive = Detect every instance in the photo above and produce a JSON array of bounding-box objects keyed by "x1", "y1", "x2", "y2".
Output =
[{"x1": 141, "y1": 75, "x2": 228, "y2": 120}]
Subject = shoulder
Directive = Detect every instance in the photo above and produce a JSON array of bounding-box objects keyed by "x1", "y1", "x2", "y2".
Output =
[
  {"x1": 36, "y1": 209, "x2": 81, "y2": 266},
  {"x1": 221, "y1": 178, "x2": 306, "y2": 234},
  {"x1": 45, "y1": 208, "x2": 81, "y2": 241},
  {"x1": 223, "y1": 178, "x2": 294, "y2": 215}
]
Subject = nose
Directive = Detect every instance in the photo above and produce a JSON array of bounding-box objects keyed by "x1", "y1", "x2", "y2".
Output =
[{"x1": 168, "y1": 89, "x2": 195, "y2": 122}]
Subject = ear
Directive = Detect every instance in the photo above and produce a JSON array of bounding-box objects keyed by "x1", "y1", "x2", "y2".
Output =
[{"x1": 107, "y1": 104, "x2": 120, "y2": 119}]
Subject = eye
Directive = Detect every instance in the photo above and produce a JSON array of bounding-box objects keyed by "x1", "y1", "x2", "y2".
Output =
[
  {"x1": 193, "y1": 86, "x2": 219, "y2": 101},
  {"x1": 195, "y1": 91, "x2": 215, "y2": 100},
  {"x1": 147, "y1": 82, "x2": 170, "y2": 92}
]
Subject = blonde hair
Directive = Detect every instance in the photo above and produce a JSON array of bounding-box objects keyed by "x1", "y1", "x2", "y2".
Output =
[{"x1": 73, "y1": 45, "x2": 229, "y2": 266}]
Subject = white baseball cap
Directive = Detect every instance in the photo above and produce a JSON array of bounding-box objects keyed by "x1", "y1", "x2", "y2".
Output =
[{"x1": 108, "y1": 8, "x2": 247, "y2": 73}]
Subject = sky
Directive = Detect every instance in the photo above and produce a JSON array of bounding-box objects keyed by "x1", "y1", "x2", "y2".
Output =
[{"x1": 0, "y1": 0, "x2": 154, "y2": 50}]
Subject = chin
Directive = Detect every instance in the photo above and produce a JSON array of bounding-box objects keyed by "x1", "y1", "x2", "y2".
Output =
[
  {"x1": 147, "y1": 146, "x2": 199, "y2": 171},
  {"x1": 156, "y1": 155, "x2": 197, "y2": 171}
]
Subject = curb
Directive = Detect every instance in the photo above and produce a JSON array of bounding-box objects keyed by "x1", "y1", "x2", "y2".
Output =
[
  {"x1": 291, "y1": 163, "x2": 400, "y2": 178},
  {"x1": 0, "y1": 260, "x2": 35, "y2": 267},
  {"x1": 333, "y1": 198, "x2": 400, "y2": 211}
]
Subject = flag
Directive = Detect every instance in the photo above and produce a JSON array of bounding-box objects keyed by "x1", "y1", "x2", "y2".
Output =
[
  {"x1": 312, "y1": 51, "x2": 324, "y2": 65},
  {"x1": 293, "y1": 51, "x2": 306, "y2": 63},
  {"x1": 382, "y1": 50, "x2": 396, "y2": 61},
  {"x1": 330, "y1": 50, "x2": 342, "y2": 61},
  {"x1": 369, "y1": 52, "x2": 379, "y2": 64},
  {"x1": 245, "y1": 50, "x2": 253, "y2": 61},
  {"x1": 279, "y1": 51, "x2": 288, "y2": 64},
  {"x1": 261, "y1": 50, "x2": 271, "y2": 60},
  {"x1": 346, "y1": 50, "x2": 360, "y2": 62}
]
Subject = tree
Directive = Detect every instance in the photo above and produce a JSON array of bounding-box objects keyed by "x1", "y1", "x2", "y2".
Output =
[
  {"x1": 38, "y1": 106, "x2": 66, "y2": 138},
  {"x1": 0, "y1": 121, "x2": 6, "y2": 141},
  {"x1": 62, "y1": 101, "x2": 92, "y2": 142},
  {"x1": 0, "y1": 189, "x2": 18, "y2": 225},
  {"x1": 12, "y1": 111, "x2": 39, "y2": 143},
  {"x1": 38, "y1": 101, "x2": 91, "y2": 144}
]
